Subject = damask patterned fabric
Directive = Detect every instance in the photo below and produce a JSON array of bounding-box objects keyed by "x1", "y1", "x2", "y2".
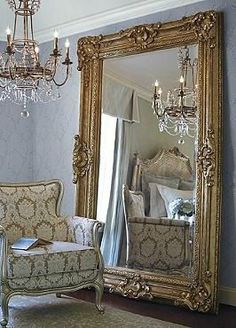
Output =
[
  {"x1": 127, "y1": 217, "x2": 191, "y2": 271},
  {"x1": 8, "y1": 242, "x2": 99, "y2": 279},
  {"x1": 70, "y1": 216, "x2": 98, "y2": 247},
  {"x1": 8, "y1": 270, "x2": 98, "y2": 291},
  {"x1": 0, "y1": 181, "x2": 71, "y2": 244}
]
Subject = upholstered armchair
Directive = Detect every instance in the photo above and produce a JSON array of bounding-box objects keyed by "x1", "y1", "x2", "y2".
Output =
[
  {"x1": 0, "y1": 180, "x2": 104, "y2": 327},
  {"x1": 122, "y1": 184, "x2": 191, "y2": 273}
]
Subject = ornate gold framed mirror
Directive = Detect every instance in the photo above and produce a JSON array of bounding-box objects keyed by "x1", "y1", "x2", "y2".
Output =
[{"x1": 74, "y1": 11, "x2": 222, "y2": 313}]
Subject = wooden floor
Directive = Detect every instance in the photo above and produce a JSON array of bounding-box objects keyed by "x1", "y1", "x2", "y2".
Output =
[{"x1": 71, "y1": 289, "x2": 236, "y2": 328}]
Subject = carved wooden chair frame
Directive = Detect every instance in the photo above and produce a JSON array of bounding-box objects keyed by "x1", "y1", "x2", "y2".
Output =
[{"x1": 73, "y1": 11, "x2": 222, "y2": 313}]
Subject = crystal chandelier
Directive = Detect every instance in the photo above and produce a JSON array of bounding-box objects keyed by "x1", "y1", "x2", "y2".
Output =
[
  {"x1": 0, "y1": 0, "x2": 72, "y2": 117},
  {"x1": 152, "y1": 46, "x2": 198, "y2": 143}
]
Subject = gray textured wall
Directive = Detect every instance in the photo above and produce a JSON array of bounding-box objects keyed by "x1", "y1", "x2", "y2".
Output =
[
  {"x1": 129, "y1": 97, "x2": 195, "y2": 165},
  {"x1": 0, "y1": 40, "x2": 33, "y2": 182},
  {"x1": 0, "y1": 0, "x2": 235, "y2": 288},
  {"x1": 30, "y1": 40, "x2": 79, "y2": 216},
  {"x1": 0, "y1": 105, "x2": 33, "y2": 182}
]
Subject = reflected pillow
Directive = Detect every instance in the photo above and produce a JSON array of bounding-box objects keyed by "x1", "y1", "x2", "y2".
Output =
[
  {"x1": 179, "y1": 179, "x2": 195, "y2": 191},
  {"x1": 149, "y1": 181, "x2": 178, "y2": 218},
  {"x1": 124, "y1": 187, "x2": 145, "y2": 218},
  {"x1": 142, "y1": 174, "x2": 179, "y2": 215},
  {"x1": 157, "y1": 185, "x2": 193, "y2": 218}
]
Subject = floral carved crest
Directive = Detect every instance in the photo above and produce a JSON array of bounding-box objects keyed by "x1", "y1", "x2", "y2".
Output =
[
  {"x1": 72, "y1": 135, "x2": 93, "y2": 184},
  {"x1": 197, "y1": 128, "x2": 215, "y2": 187},
  {"x1": 182, "y1": 11, "x2": 217, "y2": 46},
  {"x1": 120, "y1": 24, "x2": 161, "y2": 49},
  {"x1": 109, "y1": 273, "x2": 153, "y2": 299},
  {"x1": 77, "y1": 36, "x2": 102, "y2": 70}
]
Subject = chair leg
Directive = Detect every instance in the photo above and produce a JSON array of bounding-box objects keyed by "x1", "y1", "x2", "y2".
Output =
[
  {"x1": 1, "y1": 293, "x2": 10, "y2": 327},
  {"x1": 94, "y1": 283, "x2": 104, "y2": 314}
]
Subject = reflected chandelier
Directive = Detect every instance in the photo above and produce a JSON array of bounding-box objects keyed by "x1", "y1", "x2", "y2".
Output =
[
  {"x1": 152, "y1": 46, "x2": 198, "y2": 143},
  {"x1": 0, "y1": 0, "x2": 72, "y2": 117}
]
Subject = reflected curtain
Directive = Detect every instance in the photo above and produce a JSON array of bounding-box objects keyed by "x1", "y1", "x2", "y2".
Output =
[
  {"x1": 101, "y1": 118, "x2": 131, "y2": 266},
  {"x1": 103, "y1": 76, "x2": 140, "y2": 123}
]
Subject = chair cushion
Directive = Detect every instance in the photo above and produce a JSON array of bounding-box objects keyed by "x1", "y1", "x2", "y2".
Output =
[{"x1": 8, "y1": 241, "x2": 98, "y2": 279}]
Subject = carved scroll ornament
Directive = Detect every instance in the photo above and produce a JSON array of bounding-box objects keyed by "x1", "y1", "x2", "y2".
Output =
[
  {"x1": 197, "y1": 128, "x2": 215, "y2": 187},
  {"x1": 176, "y1": 271, "x2": 212, "y2": 312},
  {"x1": 110, "y1": 273, "x2": 153, "y2": 300},
  {"x1": 72, "y1": 135, "x2": 93, "y2": 184}
]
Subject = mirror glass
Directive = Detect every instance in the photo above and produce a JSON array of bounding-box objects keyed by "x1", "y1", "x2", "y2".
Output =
[{"x1": 97, "y1": 45, "x2": 198, "y2": 277}]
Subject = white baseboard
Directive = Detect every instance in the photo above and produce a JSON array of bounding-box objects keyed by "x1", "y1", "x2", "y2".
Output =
[{"x1": 219, "y1": 287, "x2": 236, "y2": 306}]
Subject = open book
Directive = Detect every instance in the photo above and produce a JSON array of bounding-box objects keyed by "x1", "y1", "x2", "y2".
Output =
[{"x1": 11, "y1": 237, "x2": 52, "y2": 251}]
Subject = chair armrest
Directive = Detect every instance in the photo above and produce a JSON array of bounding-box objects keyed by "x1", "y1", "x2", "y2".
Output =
[
  {"x1": 0, "y1": 225, "x2": 8, "y2": 282},
  {"x1": 69, "y1": 216, "x2": 104, "y2": 248},
  {"x1": 69, "y1": 216, "x2": 104, "y2": 271}
]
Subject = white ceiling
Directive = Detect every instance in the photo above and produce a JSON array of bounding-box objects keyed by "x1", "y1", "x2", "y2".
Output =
[
  {"x1": 0, "y1": 0, "x2": 205, "y2": 42},
  {"x1": 104, "y1": 45, "x2": 198, "y2": 101}
]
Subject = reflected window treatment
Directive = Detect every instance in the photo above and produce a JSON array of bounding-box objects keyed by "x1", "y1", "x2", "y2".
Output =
[
  {"x1": 101, "y1": 118, "x2": 131, "y2": 266},
  {"x1": 103, "y1": 76, "x2": 140, "y2": 123}
]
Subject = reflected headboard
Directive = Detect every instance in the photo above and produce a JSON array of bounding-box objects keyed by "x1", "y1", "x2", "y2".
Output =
[{"x1": 131, "y1": 147, "x2": 193, "y2": 191}]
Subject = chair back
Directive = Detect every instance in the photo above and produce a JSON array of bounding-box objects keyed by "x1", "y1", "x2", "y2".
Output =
[{"x1": 0, "y1": 180, "x2": 63, "y2": 243}]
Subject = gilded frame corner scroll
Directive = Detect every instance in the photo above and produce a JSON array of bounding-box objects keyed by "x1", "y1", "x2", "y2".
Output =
[{"x1": 75, "y1": 10, "x2": 223, "y2": 313}]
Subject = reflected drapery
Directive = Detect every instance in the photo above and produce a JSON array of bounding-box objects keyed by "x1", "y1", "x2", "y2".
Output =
[
  {"x1": 101, "y1": 119, "x2": 131, "y2": 266},
  {"x1": 103, "y1": 76, "x2": 140, "y2": 123}
]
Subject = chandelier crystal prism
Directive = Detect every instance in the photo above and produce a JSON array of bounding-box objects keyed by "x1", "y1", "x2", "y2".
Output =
[
  {"x1": 152, "y1": 46, "x2": 198, "y2": 143},
  {"x1": 0, "y1": 0, "x2": 73, "y2": 115}
]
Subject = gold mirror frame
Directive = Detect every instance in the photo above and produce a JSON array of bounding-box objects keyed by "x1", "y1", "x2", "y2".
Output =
[{"x1": 74, "y1": 10, "x2": 222, "y2": 313}]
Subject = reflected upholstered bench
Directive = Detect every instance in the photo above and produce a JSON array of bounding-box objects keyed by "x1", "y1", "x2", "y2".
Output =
[{"x1": 122, "y1": 184, "x2": 191, "y2": 273}]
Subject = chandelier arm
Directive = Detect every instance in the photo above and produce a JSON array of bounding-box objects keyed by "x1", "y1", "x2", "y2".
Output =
[
  {"x1": 52, "y1": 68, "x2": 70, "y2": 87},
  {"x1": 0, "y1": 78, "x2": 12, "y2": 88},
  {"x1": 43, "y1": 57, "x2": 59, "y2": 82},
  {"x1": 153, "y1": 107, "x2": 161, "y2": 118},
  {"x1": 9, "y1": 65, "x2": 16, "y2": 80},
  {"x1": 43, "y1": 72, "x2": 55, "y2": 83},
  {"x1": 12, "y1": 12, "x2": 17, "y2": 40},
  {"x1": 191, "y1": 65, "x2": 195, "y2": 90},
  {"x1": 0, "y1": 82, "x2": 6, "y2": 88}
]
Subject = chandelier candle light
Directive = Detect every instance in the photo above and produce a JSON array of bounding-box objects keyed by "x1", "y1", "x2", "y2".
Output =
[
  {"x1": 0, "y1": 0, "x2": 73, "y2": 117},
  {"x1": 152, "y1": 46, "x2": 198, "y2": 143}
]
